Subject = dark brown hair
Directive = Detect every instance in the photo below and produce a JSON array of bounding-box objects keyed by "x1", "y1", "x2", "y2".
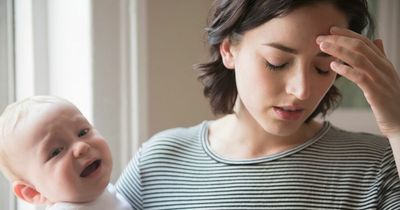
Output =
[{"x1": 195, "y1": 0, "x2": 374, "y2": 120}]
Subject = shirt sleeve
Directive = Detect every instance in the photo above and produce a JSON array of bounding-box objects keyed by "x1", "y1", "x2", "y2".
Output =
[
  {"x1": 116, "y1": 148, "x2": 143, "y2": 210},
  {"x1": 378, "y1": 146, "x2": 400, "y2": 209}
]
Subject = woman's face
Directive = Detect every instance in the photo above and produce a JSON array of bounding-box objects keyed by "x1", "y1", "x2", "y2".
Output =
[{"x1": 224, "y1": 3, "x2": 348, "y2": 136}]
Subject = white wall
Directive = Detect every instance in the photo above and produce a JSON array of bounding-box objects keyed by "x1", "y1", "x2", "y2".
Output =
[
  {"x1": 377, "y1": 0, "x2": 400, "y2": 71},
  {"x1": 146, "y1": 0, "x2": 215, "y2": 135}
]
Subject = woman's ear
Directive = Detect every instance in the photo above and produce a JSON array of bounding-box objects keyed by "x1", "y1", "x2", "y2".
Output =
[
  {"x1": 13, "y1": 180, "x2": 50, "y2": 205},
  {"x1": 220, "y1": 38, "x2": 236, "y2": 69}
]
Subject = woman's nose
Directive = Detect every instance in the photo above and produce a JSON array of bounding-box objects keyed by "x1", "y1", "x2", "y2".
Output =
[
  {"x1": 285, "y1": 69, "x2": 311, "y2": 100},
  {"x1": 72, "y1": 141, "x2": 90, "y2": 158}
]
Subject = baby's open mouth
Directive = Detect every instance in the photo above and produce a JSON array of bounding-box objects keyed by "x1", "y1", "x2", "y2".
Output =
[{"x1": 80, "y1": 159, "x2": 101, "y2": 177}]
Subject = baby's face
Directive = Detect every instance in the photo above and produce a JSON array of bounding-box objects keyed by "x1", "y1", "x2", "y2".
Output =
[{"x1": 7, "y1": 102, "x2": 112, "y2": 203}]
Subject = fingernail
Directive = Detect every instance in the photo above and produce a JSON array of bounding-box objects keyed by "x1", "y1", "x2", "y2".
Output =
[
  {"x1": 316, "y1": 36, "x2": 325, "y2": 44},
  {"x1": 330, "y1": 26, "x2": 340, "y2": 32},
  {"x1": 320, "y1": 42, "x2": 330, "y2": 50},
  {"x1": 330, "y1": 61, "x2": 340, "y2": 69}
]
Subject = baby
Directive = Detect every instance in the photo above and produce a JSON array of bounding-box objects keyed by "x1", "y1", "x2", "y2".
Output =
[{"x1": 0, "y1": 96, "x2": 132, "y2": 210}]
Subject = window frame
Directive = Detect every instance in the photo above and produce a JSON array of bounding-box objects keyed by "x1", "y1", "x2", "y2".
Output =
[
  {"x1": 1, "y1": 0, "x2": 144, "y2": 209},
  {"x1": 0, "y1": 0, "x2": 16, "y2": 209}
]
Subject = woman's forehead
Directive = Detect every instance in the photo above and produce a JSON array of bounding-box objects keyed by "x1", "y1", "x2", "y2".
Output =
[{"x1": 243, "y1": 3, "x2": 348, "y2": 49}]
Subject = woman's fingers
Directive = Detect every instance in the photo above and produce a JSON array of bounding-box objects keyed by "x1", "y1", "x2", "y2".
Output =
[
  {"x1": 329, "y1": 26, "x2": 385, "y2": 57},
  {"x1": 330, "y1": 61, "x2": 361, "y2": 83},
  {"x1": 318, "y1": 27, "x2": 400, "y2": 137},
  {"x1": 373, "y1": 39, "x2": 386, "y2": 56},
  {"x1": 318, "y1": 39, "x2": 378, "y2": 76},
  {"x1": 317, "y1": 35, "x2": 382, "y2": 70},
  {"x1": 329, "y1": 60, "x2": 376, "y2": 94},
  {"x1": 317, "y1": 28, "x2": 393, "y2": 78}
]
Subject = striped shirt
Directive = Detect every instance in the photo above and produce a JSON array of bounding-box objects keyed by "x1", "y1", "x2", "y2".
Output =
[{"x1": 116, "y1": 121, "x2": 400, "y2": 209}]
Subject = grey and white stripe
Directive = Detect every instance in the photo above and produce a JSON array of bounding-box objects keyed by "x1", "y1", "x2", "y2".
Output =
[{"x1": 116, "y1": 121, "x2": 400, "y2": 209}]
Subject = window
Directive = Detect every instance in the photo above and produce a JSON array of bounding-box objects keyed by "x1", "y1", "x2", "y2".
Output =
[
  {"x1": 1, "y1": 0, "x2": 144, "y2": 209},
  {"x1": 0, "y1": 0, "x2": 16, "y2": 209}
]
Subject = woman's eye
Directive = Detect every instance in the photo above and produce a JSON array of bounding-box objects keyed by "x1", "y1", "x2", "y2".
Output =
[
  {"x1": 49, "y1": 147, "x2": 64, "y2": 160},
  {"x1": 265, "y1": 61, "x2": 287, "y2": 71},
  {"x1": 316, "y1": 67, "x2": 330, "y2": 75},
  {"x1": 78, "y1": 128, "x2": 89, "y2": 137}
]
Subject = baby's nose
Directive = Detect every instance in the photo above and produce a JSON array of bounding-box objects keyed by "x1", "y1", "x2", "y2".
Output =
[{"x1": 73, "y1": 141, "x2": 90, "y2": 158}]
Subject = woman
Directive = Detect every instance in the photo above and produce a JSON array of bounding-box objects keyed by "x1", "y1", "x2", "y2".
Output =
[{"x1": 117, "y1": 0, "x2": 400, "y2": 209}]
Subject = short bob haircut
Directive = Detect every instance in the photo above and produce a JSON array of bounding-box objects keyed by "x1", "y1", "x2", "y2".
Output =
[{"x1": 195, "y1": 0, "x2": 374, "y2": 121}]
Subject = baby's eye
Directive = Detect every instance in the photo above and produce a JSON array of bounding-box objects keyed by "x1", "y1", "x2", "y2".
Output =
[
  {"x1": 49, "y1": 147, "x2": 64, "y2": 159},
  {"x1": 78, "y1": 128, "x2": 90, "y2": 137}
]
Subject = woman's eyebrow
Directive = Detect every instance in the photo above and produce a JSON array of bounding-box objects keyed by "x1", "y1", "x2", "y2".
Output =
[
  {"x1": 264, "y1": 42, "x2": 332, "y2": 58},
  {"x1": 263, "y1": 42, "x2": 298, "y2": 54}
]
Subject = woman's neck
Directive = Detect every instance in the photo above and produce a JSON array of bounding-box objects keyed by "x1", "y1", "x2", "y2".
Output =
[{"x1": 208, "y1": 114, "x2": 323, "y2": 160}]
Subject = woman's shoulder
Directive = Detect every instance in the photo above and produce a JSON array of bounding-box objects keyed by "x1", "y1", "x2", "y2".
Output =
[
  {"x1": 149, "y1": 121, "x2": 206, "y2": 141},
  {"x1": 141, "y1": 121, "x2": 208, "y2": 151},
  {"x1": 328, "y1": 123, "x2": 387, "y2": 141},
  {"x1": 324, "y1": 122, "x2": 390, "y2": 152}
]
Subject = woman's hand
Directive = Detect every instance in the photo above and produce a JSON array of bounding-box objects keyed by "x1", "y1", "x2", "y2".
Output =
[{"x1": 317, "y1": 26, "x2": 400, "y2": 139}]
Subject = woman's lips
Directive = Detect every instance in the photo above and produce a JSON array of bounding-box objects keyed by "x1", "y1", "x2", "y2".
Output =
[{"x1": 273, "y1": 106, "x2": 304, "y2": 121}]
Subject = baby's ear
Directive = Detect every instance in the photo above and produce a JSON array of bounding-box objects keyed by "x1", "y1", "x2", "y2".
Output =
[{"x1": 12, "y1": 180, "x2": 49, "y2": 205}]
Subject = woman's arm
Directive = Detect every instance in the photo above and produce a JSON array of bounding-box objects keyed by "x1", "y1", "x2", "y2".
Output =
[
  {"x1": 116, "y1": 149, "x2": 143, "y2": 209},
  {"x1": 317, "y1": 26, "x2": 400, "y2": 176}
]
